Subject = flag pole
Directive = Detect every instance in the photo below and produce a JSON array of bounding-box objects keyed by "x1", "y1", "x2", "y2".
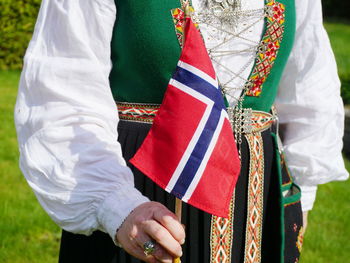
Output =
[
  {"x1": 173, "y1": 198, "x2": 182, "y2": 263},
  {"x1": 175, "y1": 198, "x2": 183, "y2": 221},
  {"x1": 173, "y1": 3, "x2": 189, "y2": 263}
]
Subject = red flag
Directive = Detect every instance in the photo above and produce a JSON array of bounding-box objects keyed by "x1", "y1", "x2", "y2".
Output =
[{"x1": 130, "y1": 18, "x2": 241, "y2": 217}]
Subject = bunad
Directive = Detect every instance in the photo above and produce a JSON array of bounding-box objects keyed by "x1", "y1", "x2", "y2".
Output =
[{"x1": 14, "y1": 0, "x2": 349, "y2": 263}]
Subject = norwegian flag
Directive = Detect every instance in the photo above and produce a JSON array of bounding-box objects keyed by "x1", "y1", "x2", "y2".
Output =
[{"x1": 130, "y1": 17, "x2": 241, "y2": 217}]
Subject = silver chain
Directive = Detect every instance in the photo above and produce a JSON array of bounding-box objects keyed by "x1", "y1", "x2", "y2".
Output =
[
  {"x1": 192, "y1": 1, "x2": 268, "y2": 151},
  {"x1": 193, "y1": 2, "x2": 266, "y2": 105}
]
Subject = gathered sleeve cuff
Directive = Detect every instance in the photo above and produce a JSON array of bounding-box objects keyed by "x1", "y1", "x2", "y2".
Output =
[{"x1": 97, "y1": 186, "x2": 149, "y2": 242}]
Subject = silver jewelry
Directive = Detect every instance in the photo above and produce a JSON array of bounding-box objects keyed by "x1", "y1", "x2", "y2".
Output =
[
  {"x1": 207, "y1": 0, "x2": 242, "y2": 17},
  {"x1": 192, "y1": 0, "x2": 267, "y2": 108},
  {"x1": 143, "y1": 240, "x2": 156, "y2": 256}
]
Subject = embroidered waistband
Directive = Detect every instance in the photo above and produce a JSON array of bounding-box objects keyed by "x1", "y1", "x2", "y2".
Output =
[
  {"x1": 116, "y1": 102, "x2": 276, "y2": 133},
  {"x1": 117, "y1": 102, "x2": 160, "y2": 124}
]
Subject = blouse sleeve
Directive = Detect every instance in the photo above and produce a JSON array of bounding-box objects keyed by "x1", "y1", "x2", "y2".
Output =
[
  {"x1": 14, "y1": 0, "x2": 149, "y2": 241},
  {"x1": 275, "y1": 0, "x2": 349, "y2": 211}
]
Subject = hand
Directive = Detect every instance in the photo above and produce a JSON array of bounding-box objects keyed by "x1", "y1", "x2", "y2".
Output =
[{"x1": 116, "y1": 202, "x2": 185, "y2": 263}]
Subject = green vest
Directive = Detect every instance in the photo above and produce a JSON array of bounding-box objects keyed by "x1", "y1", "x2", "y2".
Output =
[{"x1": 109, "y1": 0, "x2": 296, "y2": 112}]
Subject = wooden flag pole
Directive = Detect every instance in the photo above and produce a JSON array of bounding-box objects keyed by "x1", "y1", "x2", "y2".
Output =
[
  {"x1": 175, "y1": 198, "x2": 183, "y2": 221},
  {"x1": 174, "y1": 2, "x2": 187, "y2": 263},
  {"x1": 173, "y1": 198, "x2": 183, "y2": 263}
]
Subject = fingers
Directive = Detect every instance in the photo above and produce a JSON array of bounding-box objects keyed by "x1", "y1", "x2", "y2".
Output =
[
  {"x1": 153, "y1": 207, "x2": 186, "y2": 244},
  {"x1": 150, "y1": 243, "x2": 173, "y2": 263},
  {"x1": 120, "y1": 238, "x2": 161, "y2": 263},
  {"x1": 132, "y1": 232, "x2": 173, "y2": 263},
  {"x1": 115, "y1": 201, "x2": 185, "y2": 262},
  {"x1": 142, "y1": 219, "x2": 183, "y2": 258}
]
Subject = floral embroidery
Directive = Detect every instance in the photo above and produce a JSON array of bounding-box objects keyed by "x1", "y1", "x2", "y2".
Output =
[
  {"x1": 293, "y1": 223, "x2": 298, "y2": 232},
  {"x1": 246, "y1": 0, "x2": 286, "y2": 97},
  {"x1": 296, "y1": 227, "x2": 304, "y2": 253},
  {"x1": 171, "y1": 4, "x2": 198, "y2": 48},
  {"x1": 171, "y1": 8, "x2": 186, "y2": 48}
]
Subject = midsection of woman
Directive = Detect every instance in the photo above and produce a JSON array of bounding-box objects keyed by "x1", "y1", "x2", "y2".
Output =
[{"x1": 63, "y1": 1, "x2": 300, "y2": 262}]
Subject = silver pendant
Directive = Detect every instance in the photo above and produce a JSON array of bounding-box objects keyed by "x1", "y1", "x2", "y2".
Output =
[{"x1": 207, "y1": 0, "x2": 242, "y2": 16}]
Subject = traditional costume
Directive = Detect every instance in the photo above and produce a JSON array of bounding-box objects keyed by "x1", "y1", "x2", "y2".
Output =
[{"x1": 15, "y1": 0, "x2": 348, "y2": 263}]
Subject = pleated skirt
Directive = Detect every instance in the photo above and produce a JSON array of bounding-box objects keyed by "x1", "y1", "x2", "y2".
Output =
[{"x1": 59, "y1": 119, "x2": 303, "y2": 263}]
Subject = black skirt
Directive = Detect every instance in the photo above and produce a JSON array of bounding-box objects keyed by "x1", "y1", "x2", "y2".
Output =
[{"x1": 59, "y1": 120, "x2": 303, "y2": 263}]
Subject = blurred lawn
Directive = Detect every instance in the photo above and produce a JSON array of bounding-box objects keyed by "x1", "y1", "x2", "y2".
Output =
[
  {"x1": 300, "y1": 157, "x2": 350, "y2": 263},
  {"x1": 0, "y1": 22, "x2": 350, "y2": 263},
  {"x1": 0, "y1": 71, "x2": 60, "y2": 263},
  {"x1": 324, "y1": 21, "x2": 350, "y2": 105}
]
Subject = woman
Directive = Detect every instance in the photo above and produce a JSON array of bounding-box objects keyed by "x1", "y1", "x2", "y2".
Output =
[{"x1": 15, "y1": 0, "x2": 348, "y2": 262}]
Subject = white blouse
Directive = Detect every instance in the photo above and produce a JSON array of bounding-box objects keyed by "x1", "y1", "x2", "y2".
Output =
[{"x1": 14, "y1": 0, "x2": 349, "y2": 241}]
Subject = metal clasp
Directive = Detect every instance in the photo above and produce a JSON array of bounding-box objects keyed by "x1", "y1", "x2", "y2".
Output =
[{"x1": 227, "y1": 107, "x2": 253, "y2": 135}]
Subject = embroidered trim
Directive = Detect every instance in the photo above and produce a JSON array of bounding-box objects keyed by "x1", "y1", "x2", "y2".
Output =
[
  {"x1": 171, "y1": 8, "x2": 187, "y2": 48},
  {"x1": 246, "y1": 0, "x2": 286, "y2": 97},
  {"x1": 251, "y1": 111, "x2": 276, "y2": 133},
  {"x1": 210, "y1": 191, "x2": 235, "y2": 263},
  {"x1": 117, "y1": 102, "x2": 160, "y2": 123},
  {"x1": 171, "y1": 2, "x2": 198, "y2": 48},
  {"x1": 117, "y1": 102, "x2": 275, "y2": 134},
  {"x1": 284, "y1": 200, "x2": 301, "y2": 208},
  {"x1": 244, "y1": 133, "x2": 265, "y2": 263},
  {"x1": 296, "y1": 226, "x2": 304, "y2": 253}
]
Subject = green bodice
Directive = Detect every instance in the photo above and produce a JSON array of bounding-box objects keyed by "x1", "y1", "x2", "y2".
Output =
[
  {"x1": 109, "y1": 0, "x2": 182, "y2": 104},
  {"x1": 109, "y1": 0, "x2": 296, "y2": 112},
  {"x1": 242, "y1": 0, "x2": 296, "y2": 111}
]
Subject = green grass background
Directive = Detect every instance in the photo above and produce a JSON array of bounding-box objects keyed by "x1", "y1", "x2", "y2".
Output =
[
  {"x1": 0, "y1": 71, "x2": 61, "y2": 263},
  {"x1": 0, "y1": 22, "x2": 349, "y2": 262},
  {"x1": 325, "y1": 21, "x2": 350, "y2": 104}
]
